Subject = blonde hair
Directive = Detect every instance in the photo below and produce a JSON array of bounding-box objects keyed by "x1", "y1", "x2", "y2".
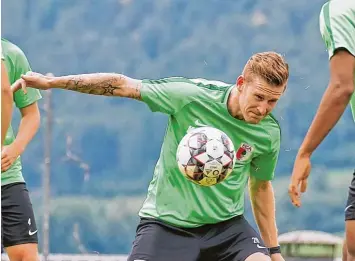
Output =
[{"x1": 242, "y1": 52, "x2": 289, "y2": 87}]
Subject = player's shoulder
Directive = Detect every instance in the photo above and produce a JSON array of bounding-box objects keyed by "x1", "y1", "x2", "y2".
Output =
[
  {"x1": 143, "y1": 76, "x2": 233, "y2": 101},
  {"x1": 320, "y1": 0, "x2": 329, "y2": 13},
  {"x1": 188, "y1": 78, "x2": 232, "y2": 89},
  {"x1": 320, "y1": 0, "x2": 355, "y2": 17},
  {"x1": 1, "y1": 38, "x2": 27, "y2": 61},
  {"x1": 143, "y1": 76, "x2": 189, "y2": 84},
  {"x1": 261, "y1": 114, "x2": 281, "y2": 129},
  {"x1": 260, "y1": 114, "x2": 282, "y2": 148},
  {"x1": 187, "y1": 78, "x2": 234, "y2": 103},
  {"x1": 145, "y1": 76, "x2": 231, "y2": 88}
]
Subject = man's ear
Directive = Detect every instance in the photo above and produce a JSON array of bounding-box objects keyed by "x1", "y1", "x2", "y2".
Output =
[
  {"x1": 282, "y1": 82, "x2": 288, "y2": 93},
  {"x1": 236, "y1": 75, "x2": 245, "y2": 92}
]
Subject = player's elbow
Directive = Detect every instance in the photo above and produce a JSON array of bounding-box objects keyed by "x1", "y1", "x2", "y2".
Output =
[
  {"x1": 338, "y1": 84, "x2": 354, "y2": 98},
  {"x1": 31, "y1": 108, "x2": 41, "y2": 130},
  {"x1": 33, "y1": 111, "x2": 41, "y2": 130},
  {"x1": 249, "y1": 177, "x2": 271, "y2": 191},
  {"x1": 21, "y1": 103, "x2": 41, "y2": 129},
  {"x1": 330, "y1": 81, "x2": 354, "y2": 99},
  {"x1": 1, "y1": 83, "x2": 13, "y2": 99}
]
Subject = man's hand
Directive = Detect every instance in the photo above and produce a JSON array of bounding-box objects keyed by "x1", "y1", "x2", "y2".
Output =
[
  {"x1": 1, "y1": 144, "x2": 22, "y2": 172},
  {"x1": 12, "y1": 72, "x2": 51, "y2": 93},
  {"x1": 270, "y1": 253, "x2": 285, "y2": 261},
  {"x1": 288, "y1": 153, "x2": 312, "y2": 207}
]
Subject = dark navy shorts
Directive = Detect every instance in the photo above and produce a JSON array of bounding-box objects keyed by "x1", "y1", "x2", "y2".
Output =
[
  {"x1": 345, "y1": 171, "x2": 355, "y2": 221},
  {"x1": 1, "y1": 182, "x2": 38, "y2": 248},
  {"x1": 128, "y1": 215, "x2": 269, "y2": 261}
]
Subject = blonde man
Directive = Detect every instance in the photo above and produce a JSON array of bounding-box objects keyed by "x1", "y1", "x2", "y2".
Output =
[{"x1": 13, "y1": 52, "x2": 288, "y2": 261}]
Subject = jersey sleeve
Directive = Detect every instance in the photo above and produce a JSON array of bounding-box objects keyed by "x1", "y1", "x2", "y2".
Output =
[
  {"x1": 319, "y1": 2, "x2": 355, "y2": 59},
  {"x1": 13, "y1": 50, "x2": 42, "y2": 109},
  {"x1": 250, "y1": 124, "x2": 281, "y2": 181},
  {"x1": 140, "y1": 77, "x2": 201, "y2": 115}
]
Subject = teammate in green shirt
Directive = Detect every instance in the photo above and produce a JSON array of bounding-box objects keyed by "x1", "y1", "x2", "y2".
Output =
[
  {"x1": 13, "y1": 51, "x2": 288, "y2": 261},
  {"x1": 1, "y1": 50, "x2": 13, "y2": 146},
  {"x1": 1, "y1": 38, "x2": 42, "y2": 261},
  {"x1": 289, "y1": 1, "x2": 355, "y2": 261}
]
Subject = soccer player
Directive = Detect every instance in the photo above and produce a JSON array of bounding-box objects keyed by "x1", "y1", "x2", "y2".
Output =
[
  {"x1": 1, "y1": 38, "x2": 42, "y2": 261},
  {"x1": 1, "y1": 50, "x2": 13, "y2": 146},
  {"x1": 288, "y1": 1, "x2": 355, "y2": 261},
  {"x1": 13, "y1": 51, "x2": 288, "y2": 261}
]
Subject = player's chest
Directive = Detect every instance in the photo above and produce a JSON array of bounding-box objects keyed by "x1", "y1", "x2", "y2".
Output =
[{"x1": 174, "y1": 104, "x2": 270, "y2": 166}]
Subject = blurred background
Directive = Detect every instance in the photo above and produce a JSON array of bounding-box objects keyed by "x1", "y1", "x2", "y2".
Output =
[{"x1": 1, "y1": 0, "x2": 355, "y2": 260}]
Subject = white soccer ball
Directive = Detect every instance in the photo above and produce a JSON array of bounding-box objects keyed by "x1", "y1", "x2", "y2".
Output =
[{"x1": 176, "y1": 126, "x2": 236, "y2": 186}]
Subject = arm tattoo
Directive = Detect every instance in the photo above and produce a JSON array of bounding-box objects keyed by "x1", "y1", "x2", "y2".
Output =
[{"x1": 61, "y1": 73, "x2": 141, "y2": 100}]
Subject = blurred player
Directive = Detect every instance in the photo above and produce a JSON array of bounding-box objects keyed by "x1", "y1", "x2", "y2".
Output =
[
  {"x1": 1, "y1": 50, "x2": 13, "y2": 146},
  {"x1": 288, "y1": 1, "x2": 355, "y2": 260},
  {"x1": 13, "y1": 52, "x2": 288, "y2": 261},
  {"x1": 1, "y1": 38, "x2": 42, "y2": 261}
]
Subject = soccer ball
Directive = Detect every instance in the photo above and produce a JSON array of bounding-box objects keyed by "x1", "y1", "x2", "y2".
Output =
[{"x1": 176, "y1": 126, "x2": 236, "y2": 186}]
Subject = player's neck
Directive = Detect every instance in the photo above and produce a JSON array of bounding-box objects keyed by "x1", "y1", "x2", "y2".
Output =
[{"x1": 227, "y1": 87, "x2": 244, "y2": 120}]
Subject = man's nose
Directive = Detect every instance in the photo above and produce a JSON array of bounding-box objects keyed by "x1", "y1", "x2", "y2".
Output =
[{"x1": 257, "y1": 105, "x2": 268, "y2": 115}]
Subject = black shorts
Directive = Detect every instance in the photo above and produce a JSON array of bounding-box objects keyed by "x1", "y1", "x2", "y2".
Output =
[
  {"x1": 1, "y1": 182, "x2": 38, "y2": 248},
  {"x1": 345, "y1": 171, "x2": 355, "y2": 221},
  {"x1": 128, "y1": 215, "x2": 269, "y2": 261}
]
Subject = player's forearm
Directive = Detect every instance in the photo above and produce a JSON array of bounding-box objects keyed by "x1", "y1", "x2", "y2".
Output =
[
  {"x1": 249, "y1": 179, "x2": 279, "y2": 247},
  {"x1": 12, "y1": 107, "x2": 40, "y2": 155},
  {"x1": 299, "y1": 82, "x2": 354, "y2": 157},
  {"x1": 48, "y1": 73, "x2": 131, "y2": 96},
  {"x1": 1, "y1": 87, "x2": 13, "y2": 146}
]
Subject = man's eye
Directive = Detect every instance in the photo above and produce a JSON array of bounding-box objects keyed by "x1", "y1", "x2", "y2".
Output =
[{"x1": 255, "y1": 95, "x2": 263, "y2": 101}]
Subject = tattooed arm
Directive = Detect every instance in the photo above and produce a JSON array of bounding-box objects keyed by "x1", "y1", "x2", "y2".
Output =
[{"x1": 14, "y1": 73, "x2": 142, "y2": 100}]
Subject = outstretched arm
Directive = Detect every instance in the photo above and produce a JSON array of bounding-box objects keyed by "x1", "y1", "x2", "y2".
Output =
[{"x1": 13, "y1": 73, "x2": 142, "y2": 100}]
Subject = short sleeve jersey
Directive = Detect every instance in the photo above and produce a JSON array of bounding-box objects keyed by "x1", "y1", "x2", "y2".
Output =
[
  {"x1": 139, "y1": 77, "x2": 281, "y2": 227},
  {"x1": 320, "y1": 0, "x2": 355, "y2": 122},
  {"x1": 1, "y1": 38, "x2": 42, "y2": 186}
]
